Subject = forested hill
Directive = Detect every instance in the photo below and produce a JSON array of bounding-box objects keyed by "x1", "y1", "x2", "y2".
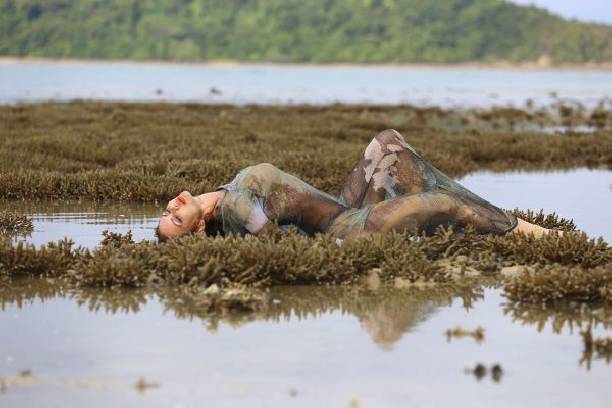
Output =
[{"x1": 1, "y1": 0, "x2": 611, "y2": 63}]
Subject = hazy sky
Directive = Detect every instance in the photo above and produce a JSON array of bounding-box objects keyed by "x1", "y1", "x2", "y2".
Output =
[{"x1": 509, "y1": 0, "x2": 612, "y2": 24}]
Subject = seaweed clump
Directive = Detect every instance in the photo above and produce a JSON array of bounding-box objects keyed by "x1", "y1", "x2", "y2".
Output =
[
  {"x1": 67, "y1": 228, "x2": 455, "y2": 288},
  {"x1": 0, "y1": 212, "x2": 33, "y2": 235},
  {"x1": 100, "y1": 230, "x2": 134, "y2": 248},
  {"x1": 0, "y1": 217, "x2": 609, "y2": 306},
  {"x1": 1, "y1": 103, "x2": 610, "y2": 202},
  {"x1": 509, "y1": 209, "x2": 576, "y2": 231},
  {"x1": 0, "y1": 238, "x2": 80, "y2": 280},
  {"x1": 504, "y1": 264, "x2": 611, "y2": 303}
]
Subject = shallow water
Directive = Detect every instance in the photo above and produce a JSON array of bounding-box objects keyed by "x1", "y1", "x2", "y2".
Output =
[
  {"x1": 1, "y1": 168, "x2": 609, "y2": 248},
  {"x1": 1, "y1": 169, "x2": 610, "y2": 407},
  {"x1": 458, "y1": 168, "x2": 612, "y2": 240},
  {"x1": 0, "y1": 200, "x2": 160, "y2": 248},
  {"x1": 0, "y1": 282, "x2": 609, "y2": 407},
  {"x1": 1, "y1": 61, "x2": 611, "y2": 109}
]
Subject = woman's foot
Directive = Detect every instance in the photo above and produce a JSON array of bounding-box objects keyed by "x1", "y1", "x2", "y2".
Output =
[{"x1": 512, "y1": 218, "x2": 563, "y2": 238}]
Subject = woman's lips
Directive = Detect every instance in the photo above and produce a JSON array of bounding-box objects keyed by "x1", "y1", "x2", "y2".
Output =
[{"x1": 177, "y1": 195, "x2": 187, "y2": 205}]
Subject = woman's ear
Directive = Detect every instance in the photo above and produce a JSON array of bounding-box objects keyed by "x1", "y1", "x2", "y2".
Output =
[{"x1": 196, "y1": 218, "x2": 206, "y2": 235}]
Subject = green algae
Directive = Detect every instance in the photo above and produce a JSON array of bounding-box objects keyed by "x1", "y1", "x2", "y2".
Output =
[
  {"x1": 133, "y1": 377, "x2": 160, "y2": 394},
  {"x1": 0, "y1": 367, "x2": 145, "y2": 394},
  {"x1": 1, "y1": 103, "x2": 610, "y2": 202}
]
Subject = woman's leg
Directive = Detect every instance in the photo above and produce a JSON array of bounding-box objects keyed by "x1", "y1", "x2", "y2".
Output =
[
  {"x1": 361, "y1": 191, "x2": 517, "y2": 237},
  {"x1": 512, "y1": 218, "x2": 561, "y2": 237},
  {"x1": 339, "y1": 129, "x2": 491, "y2": 209},
  {"x1": 339, "y1": 129, "x2": 425, "y2": 207},
  {"x1": 338, "y1": 129, "x2": 561, "y2": 237}
]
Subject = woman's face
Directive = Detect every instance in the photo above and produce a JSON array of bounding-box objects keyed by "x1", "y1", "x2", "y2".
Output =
[{"x1": 158, "y1": 191, "x2": 202, "y2": 239}]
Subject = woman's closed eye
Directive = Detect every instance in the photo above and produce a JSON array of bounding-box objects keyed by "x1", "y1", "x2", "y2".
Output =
[{"x1": 161, "y1": 209, "x2": 183, "y2": 226}]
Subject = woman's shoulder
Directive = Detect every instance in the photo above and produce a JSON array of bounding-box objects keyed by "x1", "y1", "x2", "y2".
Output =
[
  {"x1": 217, "y1": 163, "x2": 282, "y2": 192},
  {"x1": 245, "y1": 162, "x2": 281, "y2": 176}
]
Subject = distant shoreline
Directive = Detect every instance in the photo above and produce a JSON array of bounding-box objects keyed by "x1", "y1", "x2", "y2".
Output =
[{"x1": 1, "y1": 56, "x2": 611, "y2": 71}]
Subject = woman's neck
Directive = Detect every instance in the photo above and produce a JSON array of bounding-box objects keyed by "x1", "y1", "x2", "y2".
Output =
[{"x1": 196, "y1": 190, "x2": 226, "y2": 223}]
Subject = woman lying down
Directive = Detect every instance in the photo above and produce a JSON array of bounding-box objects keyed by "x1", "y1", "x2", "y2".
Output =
[{"x1": 156, "y1": 129, "x2": 560, "y2": 242}]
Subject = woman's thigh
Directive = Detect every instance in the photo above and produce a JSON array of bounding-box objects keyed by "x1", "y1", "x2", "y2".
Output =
[{"x1": 363, "y1": 191, "x2": 516, "y2": 236}]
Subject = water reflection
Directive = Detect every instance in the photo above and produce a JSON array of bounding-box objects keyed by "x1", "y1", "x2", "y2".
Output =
[
  {"x1": 0, "y1": 279, "x2": 484, "y2": 349},
  {"x1": 0, "y1": 200, "x2": 160, "y2": 248},
  {"x1": 1, "y1": 279, "x2": 610, "y2": 407},
  {"x1": 503, "y1": 301, "x2": 611, "y2": 371},
  {"x1": 503, "y1": 301, "x2": 611, "y2": 334},
  {"x1": 2, "y1": 279, "x2": 609, "y2": 357},
  {"x1": 579, "y1": 328, "x2": 612, "y2": 370}
]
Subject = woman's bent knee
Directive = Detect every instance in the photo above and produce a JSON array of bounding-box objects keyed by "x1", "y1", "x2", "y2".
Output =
[
  {"x1": 374, "y1": 129, "x2": 404, "y2": 145},
  {"x1": 374, "y1": 129, "x2": 418, "y2": 155}
]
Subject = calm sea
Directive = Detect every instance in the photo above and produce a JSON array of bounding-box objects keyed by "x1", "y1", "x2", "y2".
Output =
[{"x1": 1, "y1": 60, "x2": 610, "y2": 108}]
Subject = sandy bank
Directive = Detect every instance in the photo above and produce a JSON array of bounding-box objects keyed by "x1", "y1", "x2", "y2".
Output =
[{"x1": 1, "y1": 56, "x2": 611, "y2": 71}]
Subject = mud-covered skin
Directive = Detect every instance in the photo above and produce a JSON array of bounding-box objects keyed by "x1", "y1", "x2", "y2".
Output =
[{"x1": 215, "y1": 130, "x2": 517, "y2": 238}]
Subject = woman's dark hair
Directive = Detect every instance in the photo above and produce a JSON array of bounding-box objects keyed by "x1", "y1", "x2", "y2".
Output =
[
  {"x1": 203, "y1": 217, "x2": 224, "y2": 237},
  {"x1": 154, "y1": 225, "x2": 168, "y2": 243},
  {"x1": 155, "y1": 220, "x2": 223, "y2": 243}
]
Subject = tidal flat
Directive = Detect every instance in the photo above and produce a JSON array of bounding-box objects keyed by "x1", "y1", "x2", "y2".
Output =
[
  {"x1": 0, "y1": 103, "x2": 609, "y2": 299},
  {"x1": 1, "y1": 102, "x2": 610, "y2": 201},
  {"x1": 0, "y1": 103, "x2": 610, "y2": 406}
]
